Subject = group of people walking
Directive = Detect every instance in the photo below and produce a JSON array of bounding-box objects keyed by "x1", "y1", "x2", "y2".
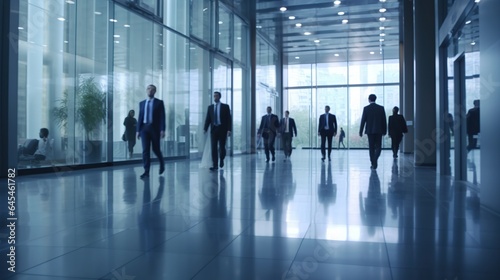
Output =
[{"x1": 127, "y1": 85, "x2": 409, "y2": 177}]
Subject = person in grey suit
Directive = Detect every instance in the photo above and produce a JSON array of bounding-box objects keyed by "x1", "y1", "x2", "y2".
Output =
[
  {"x1": 318, "y1": 105, "x2": 338, "y2": 162},
  {"x1": 137, "y1": 84, "x2": 166, "y2": 179},
  {"x1": 359, "y1": 94, "x2": 387, "y2": 169},
  {"x1": 279, "y1": 110, "x2": 297, "y2": 161},
  {"x1": 258, "y1": 106, "x2": 280, "y2": 162},
  {"x1": 204, "y1": 91, "x2": 232, "y2": 171}
]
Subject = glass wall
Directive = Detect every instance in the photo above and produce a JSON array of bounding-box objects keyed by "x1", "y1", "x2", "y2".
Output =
[
  {"x1": 285, "y1": 59, "x2": 400, "y2": 149},
  {"x1": 15, "y1": 0, "x2": 250, "y2": 170},
  {"x1": 256, "y1": 35, "x2": 278, "y2": 125}
]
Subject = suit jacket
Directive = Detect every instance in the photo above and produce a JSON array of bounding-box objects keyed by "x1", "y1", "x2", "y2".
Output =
[
  {"x1": 388, "y1": 114, "x2": 407, "y2": 137},
  {"x1": 280, "y1": 117, "x2": 297, "y2": 137},
  {"x1": 359, "y1": 103, "x2": 387, "y2": 135},
  {"x1": 203, "y1": 102, "x2": 232, "y2": 133},
  {"x1": 137, "y1": 98, "x2": 166, "y2": 133},
  {"x1": 318, "y1": 113, "x2": 337, "y2": 135},
  {"x1": 466, "y1": 107, "x2": 480, "y2": 135},
  {"x1": 258, "y1": 114, "x2": 280, "y2": 134}
]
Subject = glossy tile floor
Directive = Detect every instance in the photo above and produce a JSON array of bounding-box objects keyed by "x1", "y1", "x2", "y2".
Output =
[{"x1": 3, "y1": 150, "x2": 500, "y2": 280}]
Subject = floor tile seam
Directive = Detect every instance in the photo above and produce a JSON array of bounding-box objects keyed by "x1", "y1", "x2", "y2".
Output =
[
  {"x1": 381, "y1": 225, "x2": 396, "y2": 280},
  {"x1": 188, "y1": 228, "x2": 250, "y2": 280},
  {"x1": 12, "y1": 245, "x2": 84, "y2": 275},
  {"x1": 6, "y1": 272, "x2": 95, "y2": 280}
]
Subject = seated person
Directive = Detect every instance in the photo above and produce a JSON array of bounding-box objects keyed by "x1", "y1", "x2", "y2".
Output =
[{"x1": 34, "y1": 128, "x2": 51, "y2": 160}]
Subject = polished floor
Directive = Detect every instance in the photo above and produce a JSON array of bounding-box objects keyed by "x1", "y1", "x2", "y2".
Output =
[{"x1": 3, "y1": 149, "x2": 500, "y2": 280}]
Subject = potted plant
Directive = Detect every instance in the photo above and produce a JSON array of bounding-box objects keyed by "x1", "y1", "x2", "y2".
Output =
[
  {"x1": 53, "y1": 76, "x2": 107, "y2": 163},
  {"x1": 77, "y1": 77, "x2": 107, "y2": 163}
]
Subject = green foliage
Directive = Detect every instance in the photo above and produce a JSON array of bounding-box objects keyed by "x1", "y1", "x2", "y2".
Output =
[
  {"x1": 77, "y1": 77, "x2": 106, "y2": 140},
  {"x1": 52, "y1": 77, "x2": 106, "y2": 140}
]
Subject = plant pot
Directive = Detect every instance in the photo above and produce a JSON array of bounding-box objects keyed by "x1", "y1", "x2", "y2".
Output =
[{"x1": 79, "y1": 140, "x2": 103, "y2": 163}]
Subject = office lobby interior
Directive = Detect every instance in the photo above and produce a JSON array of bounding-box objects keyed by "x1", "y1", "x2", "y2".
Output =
[{"x1": 2, "y1": 0, "x2": 500, "y2": 279}]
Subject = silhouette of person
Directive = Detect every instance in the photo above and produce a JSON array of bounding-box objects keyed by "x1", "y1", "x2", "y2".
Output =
[
  {"x1": 388, "y1": 106, "x2": 408, "y2": 159},
  {"x1": 359, "y1": 94, "x2": 387, "y2": 169},
  {"x1": 123, "y1": 109, "x2": 137, "y2": 158},
  {"x1": 318, "y1": 162, "x2": 337, "y2": 214},
  {"x1": 338, "y1": 127, "x2": 346, "y2": 149},
  {"x1": 466, "y1": 99, "x2": 480, "y2": 151},
  {"x1": 359, "y1": 170, "x2": 386, "y2": 235}
]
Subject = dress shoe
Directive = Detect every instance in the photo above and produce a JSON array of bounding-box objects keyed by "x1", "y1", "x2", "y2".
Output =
[
  {"x1": 140, "y1": 172, "x2": 149, "y2": 179},
  {"x1": 266, "y1": 158, "x2": 270, "y2": 163},
  {"x1": 321, "y1": 157, "x2": 325, "y2": 162},
  {"x1": 328, "y1": 157, "x2": 331, "y2": 161},
  {"x1": 220, "y1": 160, "x2": 224, "y2": 168},
  {"x1": 209, "y1": 167, "x2": 218, "y2": 171},
  {"x1": 272, "y1": 156, "x2": 275, "y2": 162},
  {"x1": 159, "y1": 166, "x2": 165, "y2": 175}
]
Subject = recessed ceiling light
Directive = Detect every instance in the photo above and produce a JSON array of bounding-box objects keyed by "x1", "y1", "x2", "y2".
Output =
[
  {"x1": 124, "y1": 24, "x2": 130, "y2": 27},
  {"x1": 338, "y1": 12, "x2": 345, "y2": 16},
  {"x1": 379, "y1": 17, "x2": 386, "y2": 21},
  {"x1": 334, "y1": 53, "x2": 339, "y2": 57},
  {"x1": 342, "y1": 19, "x2": 348, "y2": 24},
  {"x1": 314, "y1": 39, "x2": 320, "y2": 43},
  {"x1": 334, "y1": 0, "x2": 341, "y2": 5},
  {"x1": 57, "y1": 17, "x2": 65, "y2": 21},
  {"x1": 465, "y1": 20, "x2": 472, "y2": 24},
  {"x1": 379, "y1": 26, "x2": 385, "y2": 30},
  {"x1": 64, "y1": 40, "x2": 68, "y2": 43},
  {"x1": 471, "y1": 41, "x2": 476, "y2": 45},
  {"x1": 280, "y1": 7, "x2": 287, "y2": 12},
  {"x1": 218, "y1": 21, "x2": 223, "y2": 24},
  {"x1": 94, "y1": 11, "x2": 102, "y2": 15},
  {"x1": 65, "y1": 0, "x2": 75, "y2": 4},
  {"x1": 237, "y1": 37, "x2": 241, "y2": 40},
  {"x1": 475, "y1": 0, "x2": 480, "y2": 2},
  {"x1": 380, "y1": 0, "x2": 386, "y2": 2},
  {"x1": 289, "y1": 16, "x2": 296, "y2": 20},
  {"x1": 256, "y1": 25, "x2": 262, "y2": 29},
  {"x1": 295, "y1": 23, "x2": 302, "y2": 27},
  {"x1": 114, "y1": 34, "x2": 120, "y2": 38},
  {"x1": 379, "y1": 38, "x2": 385, "y2": 42},
  {"x1": 18, "y1": 27, "x2": 24, "y2": 30},
  {"x1": 379, "y1": 8, "x2": 387, "y2": 13},
  {"x1": 295, "y1": 56, "x2": 300, "y2": 59},
  {"x1": 114, "y1": 41, "x2": 120, "y2": 44},
  {"x1": 380, "y1": 33, "x2": 385, "y2": 36},
  {"x1": 304, "y1": 32, "x2": 311, "y2": 35},
  {"x1": 109, "y1": 19, "x2": 118, "y2": 22},
  {"x1": 370, "y1": 51, "x2": 375, "y2": 54}
]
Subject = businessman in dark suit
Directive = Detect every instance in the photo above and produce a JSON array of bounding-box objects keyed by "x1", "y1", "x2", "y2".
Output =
[
  {"x1": 388, "y1": 106, "x2": 408, "y2": 158},
  {"x1": 137, "y1": 84, "x2": 166, "y2": 179},
  {"x1": 204, "y1": 91, "x2": 232, "y2": 171},
  {"x1": 318, "y1": 105, "x2": 337, "y2": 162},
  {"x1": 359, "y1": 94, "x2": 387, "y2": 169},
  {"x1": 258, "y1": 106, "x2": 280, "y2": 162},
  {"x1": 279, "y1": 110, "x2": 297, "y2": 161}
]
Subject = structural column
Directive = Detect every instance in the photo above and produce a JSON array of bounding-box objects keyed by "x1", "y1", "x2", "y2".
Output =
[
  {"x1": 400, "y1": 0, "x2": 414, "y2": 155},
  {"x1": 413, "y1": 0, "x2": 437, "y2": 166}
]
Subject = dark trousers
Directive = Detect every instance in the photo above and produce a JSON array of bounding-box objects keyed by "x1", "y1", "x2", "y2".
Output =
[
  {"x1": 391, "y1": 135, "x2": 403, "y2": 157},
  {"x1": 467, "y1": 134, "x2": 478, "y2": 151},
  {"x1": 282, "y1": 132, "x2": 293, "y2": 156},
  {"x1": 211, "y1": 126, "x2": 228, "y2": 167},
  {"x1": 127, "y1": 138, "x2": 136, "y2": 155},
  {"x1": 367, "y1": 134, "x2": 383, "y2": 167},
  {"x1": 263, "y1": 132, "x2": 276, "y2": 160},
  {"x1": 140, "y1": 124, "x2": 165, "y2": 172},
  {"x1": 320, "y1": 131, "x2": 334, "y2": 158}
]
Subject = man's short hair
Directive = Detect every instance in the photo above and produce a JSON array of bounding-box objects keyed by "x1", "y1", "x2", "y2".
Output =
[
  {"x1": 285, "y1": 110, "x2": 289, "y2": 114},
  {"x1": 40, "y1": 128, "x2": 49, "y2": 137},
  {"x1": 214, "y1": 91, "x2": 221, "y2": 97},
  {"x1": 325, "y1": 105, "x2": 330, "y2": 110},
  {"x1": 148, "y1": 84, "x2": 157, "y2": 92},
  {"x1": 368, "y1": 94, "x2": 377, "y2": 102},
  {"x1": 393, "y1": 106, "x2": 399, "y2": 113}
]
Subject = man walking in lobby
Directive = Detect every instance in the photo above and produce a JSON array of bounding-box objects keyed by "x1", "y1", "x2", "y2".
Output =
[
  {"x1": 258, "y1": 106, "x2": 280, "y2": 162},
  {"x1": 203, "y1": 91, "x2": 232, "y2": 171},
  {"x1": 359, "y1": 94, "x2": 387, "y2": 170},
  {"x1": 137, "y1": 84, "x2": 166, "y2": 179},
  {"x1": 318, "y1": 105, "x2": 338, "y2": 162},
  {"x1": 280, "y1": 110, "x2": 297, "y2": 161}
]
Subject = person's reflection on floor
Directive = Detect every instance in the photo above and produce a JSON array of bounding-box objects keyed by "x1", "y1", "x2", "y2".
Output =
[
  {"x1": 318, "y1": 162, "x2": 337, "y2": 215},
  {"x1": 259, "y1": 164, "x2": 278, "y2": 221},
  {"x1": 204, "y1": 170, "x2": 231, "y2": 237},
  {"x1": 209, "y1": 171, "x2": 228, "y2": 218},
  {"x1": 467, "y1": 159, "x2": 478, "y2": 185},
  {"x1": 281, "y1": 161, "x2": 296, "y2": 204},
  {"x1": 123, "y1": 170, "x2": 137, "y2": 205},
  {"x1": 388, "y1": 160, "x2": 404, "y2": 220},
  {"x1": 359, "y1": 170, "x2": 386, "y2": 235},
  {"x1": 138, "y1": 177, "x2": 165, "y2": 250}
]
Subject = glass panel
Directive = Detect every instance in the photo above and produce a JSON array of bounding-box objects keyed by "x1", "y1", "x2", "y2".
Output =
[
  {"x1": 287, "y1": 64, "x2": 313, "y2": 87},
  {"x1": 165, "y1": 0, "x2": 189, "y2": 35},
  {"x1": 447, "y1": 43, "x2": 456, "y2": 178},
  {"x1": 233, "y1": 64, "x2": 243, "y2": 153},
  {"x1": 234, "y1": 16, "x2": 247, "y2": 64},
  {"x1": 348, "y1": 60, "x2": 384, "y2": 85},
  {"x1": 256, "y1": 36, "x2": 278, "y2": 124},
  {"x1": 112, "y1": 6, "x2": 153, "y2": 161},
  {"x1": 287, "y1": 89, "x2": 313, "y2": 148},
  {"x1": 191, "y1": 0, "x2": 211, "y2": 43},
  {"x1": 317, "y1": 62, "x2": 348, "y2": 86},
  {"x1": 162, "y1": 28, "x2": 190, "y2": 157},
  {"x1": 218, "y1": 6, "x2": 231, "y2": 55},
  {"x1": 17, "y1": 0, "x2": 109, "y2": 169},
  {"x1": 189, "y1": 45, "x2": 211, "y2": 156},
  {"x1": 139, "y1": 0, "x2": 159, "y2": 16}
]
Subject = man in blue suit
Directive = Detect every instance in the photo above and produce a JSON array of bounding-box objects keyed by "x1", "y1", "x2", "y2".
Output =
[
  {"x1": 279, "y1": 110, "x2": 297, "y2": 161},
  {"x1": 318, "y1": 105, "x2": 337, "y2": 162},
  {"x1": 359, "y1": 94, "x2": 387, "y2": 170},
  {"x1": 136, "y1": 84, "x2": 166, "y2": 179},
  {"x1": 204, "y1": 91, "x2": 232, "y2": 170}
]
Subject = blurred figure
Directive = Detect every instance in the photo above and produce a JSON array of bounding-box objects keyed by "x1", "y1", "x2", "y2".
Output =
[
  {"x1": 318, "y1": 162, "x2": 337, "y2": 215},
  {"x1": 466, "y1": 99, "x2": 480, "y2": 151},
  {"x1": 338, "y1": 127, "x2": 346, "y2": 149},
  {"x1": 388, "y1": 106, "x2": 408, "y2": 159},
  {"x1": 359, "y1": 170, "x2": 386, "y2": 235},
  {"x1": 258, "y1": 106, "x2": 280, "y2": 162},
  {"x1": 123, "y1": 109, "x2": 137, "y2": 158},
  {"x1": 279, "y1": 110, "x2": 297, "y2": 161}
]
